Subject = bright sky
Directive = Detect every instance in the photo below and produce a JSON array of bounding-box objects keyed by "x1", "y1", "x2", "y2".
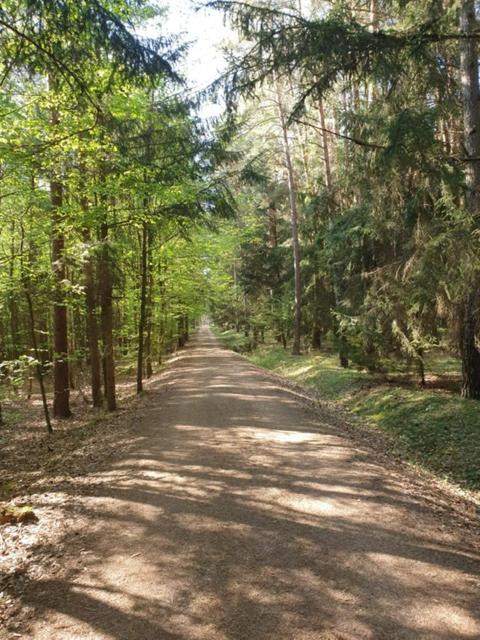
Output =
[{"x1": 141, "y1": 1, "x2": 231, "y2": 119}]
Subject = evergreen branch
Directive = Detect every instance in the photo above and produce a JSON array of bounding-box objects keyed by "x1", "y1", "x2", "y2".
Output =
[
  {"x1": 0, "y1": 17, "x2": 101, "y2": 111},
  {"x1": 203, "y1": 1, "x2": 306, "y2": 24},
  {"x1": 292, "y1": 118, "x2": 386, "y2": 150}
]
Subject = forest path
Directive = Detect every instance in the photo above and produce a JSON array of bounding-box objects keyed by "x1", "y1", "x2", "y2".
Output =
[{"x1": 28, "y1": 326, "x2": 479, "y2": 640}]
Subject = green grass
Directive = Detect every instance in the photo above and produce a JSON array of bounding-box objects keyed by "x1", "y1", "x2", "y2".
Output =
[
  {"x1": 350, "y1": 388, "x2": 480, "y2": 489},
  {"x1": 239, "y1": 342, "x2": 480, "y2": 492},
  {"x1": 424, "y1": 352, "x2": 461, "y2": 376},
  {"x1": 213, "y1": 328, "x2": 253, "y2": 353},
  {"x1": 249, "y1": 346, "x2": 369, "y2": 401}
]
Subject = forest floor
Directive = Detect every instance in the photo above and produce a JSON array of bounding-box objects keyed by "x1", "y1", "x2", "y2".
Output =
[{"x1": 1, "y1": 326, "x2": 480, "y2": 639}]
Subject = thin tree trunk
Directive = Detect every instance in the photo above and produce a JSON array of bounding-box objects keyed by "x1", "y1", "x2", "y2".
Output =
[
  {"x1": 366, "y1": 0, "x2": 378, "y2": 105},
  {"x1": 460, "y1": 289, "x2": 480, "y2": 398},
  {"x1": 136, "y1": 222, "x2": 148, "y2": 394},
  {"x1": 276, "y1": 81, "x2": 302, "y2": 355},
  {"x1": 9, "y1": 221, "x2": 19, "y2": 358},
  {"x1": 288, "y1": 76, "x2": 311, "y2": 189},
  {"x1": 177, "y1": 315, "x2": 185, "y2": 348},
  {"x1": 417, "y1": 347, "x2": 426, "y2": 388},
  {"x1": 158, "y1": 265, "x2": 165, "y2": 364},
  {"x1": 145, "y1": 260, "x2": 154, "y2": 378},
  {"x1": 460, "y1": 0, "x2": 480, "y2": 399},
  {"x1": 99, "y1": 220, "x2": 116, "y2": 410},
  {"x1": 50, "y1": 98, "x2": 71, "y2": 418},
  {"x1": 311, "y1": 274, "x2": 322, "y2": 349},
  {"x1": 82, "y1": 224, "x2": 102, "y2": 408},
  {"x1": 332, "y1": 270, "x2": 349, "y2": 368},
  {"x1": 145, "y1": 321, "x2": 153, "y2": 377},
  {"x1": 25, "y1": 284, "x2": 53, "y2": 433},
  {"x1": 318, "y1": 99, "x2": 332, "y2": 190},
  {"x1": 19, "y1": 223, "x2": 52, "y2": 433}
]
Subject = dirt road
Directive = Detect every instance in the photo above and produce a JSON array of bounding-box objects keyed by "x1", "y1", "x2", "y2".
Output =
[{"x1": 27, "y1": 326, "x2": 480, "y2": 639}]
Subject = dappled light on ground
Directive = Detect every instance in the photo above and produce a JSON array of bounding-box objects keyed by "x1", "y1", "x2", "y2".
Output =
[{"x1": 24, "y1": 328, "x2": 480, "y2": 640}]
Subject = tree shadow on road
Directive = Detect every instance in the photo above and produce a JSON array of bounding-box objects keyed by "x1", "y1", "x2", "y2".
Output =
[{"x1": 9, "y1": 335, "x2": 480, "y2": 640}]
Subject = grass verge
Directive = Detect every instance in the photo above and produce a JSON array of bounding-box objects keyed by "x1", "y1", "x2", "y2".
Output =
[
  {"x1": 238, "y1": 342, "x2": 480, "y2": 492},
  {"x1": 213, "y1": 328, "x2": 253, "y2": 353}
]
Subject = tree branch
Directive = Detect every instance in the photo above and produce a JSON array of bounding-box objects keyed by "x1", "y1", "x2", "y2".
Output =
[{"x1": 292, "y1": 118, "x2": 386, "y2": 150}]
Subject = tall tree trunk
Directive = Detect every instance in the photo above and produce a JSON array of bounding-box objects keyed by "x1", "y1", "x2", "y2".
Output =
[
  {"x1": 9, "y1": 221, "x2": 19, "y2": 358},
  {"x1": 332, "y1": 270, "x2": 349, "y2": 368},
  {"x1": 288, "y1": 77, "x2": 311, "y2": 190},
  {"x1": 177, "y1": 315, "x2": 185, "y2": 348},
  {"x1": 50, "y1": 100, "x2": 71, "y2": 418},
  {"x1": 366, "y1": 0, "x2": 378, "y2": 105},
  {"x1": 460, "y1": 290, "x2": 480, "y2": 398},
  {"x1": 136, "y1": 222, "x2": 148, "y2": 394},
  {"x1": 311, "y1": 274, "x2": 322, "y2": 349},
  {"x1": 25, "y1": 283, "x2": 53, "y2": 433},
  {"x1": 145, "y1": 257, "x2": 154, "y2": 379},
  {"x1": 99, "y1": 220, "x2": 116, "y2": 410},
  {"x1": 318, "y1": 99, "x2": 332, "y2": 190},
  {"x1": 460, "y1": 0, "x2": 480, "y2": 398},
  {"x1": 145, "y1": 321, "x2": 153, "y2": 378},
  {"x1": 416, "y1": 347, "x2": 426, "y2": 388},
  {"x1": 276, "y1": 81, "x2": 302, "y2": 355},
  {"x1": 82, "y1": 225, "x2": 103, "y2": 408},
  {"x1": 233, "y1": 258, "x2": 240, "y2": 332},
  {"x1": 20, "y1": 224, "x2": 52, "y2": 433}
]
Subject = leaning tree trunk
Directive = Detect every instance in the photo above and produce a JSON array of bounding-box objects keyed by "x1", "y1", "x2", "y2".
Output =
[
  {"x1": 459, "y1": 0, "x2": 480, "y2": 398},
  {"x1": 50, "y1": 103, "x2": 71, "y2": 418},
  {"x1": 276, "y1": 81, "x2": 302, "y2": 355}
]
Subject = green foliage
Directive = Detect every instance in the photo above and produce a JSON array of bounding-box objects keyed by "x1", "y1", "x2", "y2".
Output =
[
  {"x1": 0, "y1": 0, "x2": 179, "y2": 90},
  {"x1": 248, "y1": 345, "x2": 368, "y2": 400},
  {"x1": 0, "y1": 357, "x2": 38, "y2": 398},
  {"x1": 213, "y1": 328, "x2": 253, "y2": 353},
  {"x1": 0, "y1": 1, "x2": 237, "y2": 424},
  {"x1": 207, "y1": 0, "x2": 454, "y2": 117},
  {"x1": 205, "y1": 0, "x2": 477, "y2": 394}
]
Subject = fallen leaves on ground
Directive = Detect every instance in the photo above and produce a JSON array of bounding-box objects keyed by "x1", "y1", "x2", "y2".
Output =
[{"x1": 0, "y1": 369, "x2": 168, "y2": 637}]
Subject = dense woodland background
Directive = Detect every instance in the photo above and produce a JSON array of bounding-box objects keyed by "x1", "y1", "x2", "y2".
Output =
[
  {"x1": 1, "y1": 0, "x2": 480, "y2": 487},
  {"x1": 0, "y1": 0, "x2": 235, "y2": 431},
  {"x1": 209, "y1": 0, "x2": 480, "y2": 394}
]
